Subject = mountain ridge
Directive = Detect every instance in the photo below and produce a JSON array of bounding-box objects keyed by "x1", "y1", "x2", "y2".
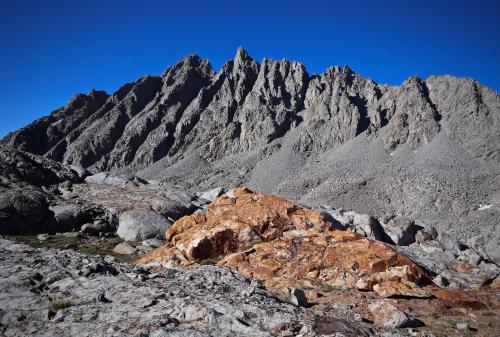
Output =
[{"x1": 3, "y1": 47, "x2": 498, "y2": 172}]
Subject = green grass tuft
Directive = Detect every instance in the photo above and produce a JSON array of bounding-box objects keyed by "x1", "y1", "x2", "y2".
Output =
[
  {"x1": 240, "y1": 239, "x2": 262, "y2": 251},
  {"x1": 197, "y1": 257, "x2": 220, "y2": 265},
  {"x1": 50, "y1": 300, "x2": 73, "y2": 312},
  {"x1": 481, "y1": 311, "x2": 495, "y2": 317},
  {"x1": 318, "y1": 284, "x2": 343, "y2": 292}
]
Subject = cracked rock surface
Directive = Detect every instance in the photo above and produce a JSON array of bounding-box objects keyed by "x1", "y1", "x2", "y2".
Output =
[{"x1": 0, "y1": 238, "x2": 420, "y2": 337}]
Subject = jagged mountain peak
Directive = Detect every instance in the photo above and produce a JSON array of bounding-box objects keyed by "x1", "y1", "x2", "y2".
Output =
[
  {"x1": 234, "y1": 46, "x2": 253, "y2": 63},
  {"x1": 162, "y1": 53, "x2": 214, "y2": 80},
  {"x1": 1, "y1": 49, "x2": 499, "y2": 173},
  {"x1": 66, "y1": 90, "x2": 109, "y2": 110}
]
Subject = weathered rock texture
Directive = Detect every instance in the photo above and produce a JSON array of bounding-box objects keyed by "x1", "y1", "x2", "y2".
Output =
[
  {"x1": 0, "y1": 145, "x2": 84, "y2": 234},
  {"x1": 138, "y1": 187, "x2": 432, "y2": 298},
  {"x1": 0, "y1": 145, "x2": 205, "y2": 235},
  {"x1": 1, "y1": 238, "x2": 395, "y2": 337}
]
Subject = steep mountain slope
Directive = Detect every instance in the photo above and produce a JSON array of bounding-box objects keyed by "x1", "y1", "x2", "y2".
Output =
[
  {"x1": 2, "y1": 48, "x2": 499, "y2": 252},
  {"x1": 5, "y1": 48, "x2": 498, "y2": 170}
]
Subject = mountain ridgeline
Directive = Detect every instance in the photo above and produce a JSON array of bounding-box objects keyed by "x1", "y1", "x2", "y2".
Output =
[{"x1": 3, "y1": 47, "x2": 499, "y2": 173}]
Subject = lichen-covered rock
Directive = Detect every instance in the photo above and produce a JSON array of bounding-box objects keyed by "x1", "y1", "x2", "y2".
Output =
[
  {"x1": 139, "y1": 187, "x2": 431, "y2": 297},
  {"x1": 219, "y1": 229, "x2": 430, "y2": 297}
]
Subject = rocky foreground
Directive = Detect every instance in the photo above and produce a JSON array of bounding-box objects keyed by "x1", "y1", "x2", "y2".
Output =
[
  {"x1": 0, "y1": 237, "x2": 424, "y2": 337},
  {"x1": 2, "y1": 234, "x2": 499, "y2": 337},
  {"x1": 136, "y1": 187, "x2": 500, "y2": 336}
]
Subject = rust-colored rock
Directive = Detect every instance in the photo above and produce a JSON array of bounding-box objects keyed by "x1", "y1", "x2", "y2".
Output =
[
  {"x1": 428, "y1": 288, "x2": 488, "y2": 310},
  {"x1": 138, "y1": 187, "x2": 431, "y2": 297},
  {"x1": 219, "y1": 229, "x2": 430, "y2": 296}
]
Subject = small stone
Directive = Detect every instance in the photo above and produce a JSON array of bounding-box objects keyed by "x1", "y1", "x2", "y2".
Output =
[
  {"x1": 199, "y1": 187, "x2": 224, "y2": 202},
  {"x1": 224, "y1": 189, "x2": 236, "y2": 198},
  {"x1": 136, "y1": 245, "x2": 153, "y2": 253},
  {"x1": 433, "y1": 275, "x2": 449, "y2": 288},
  {"x1": 250, "y1": 279, "x2": 264, "y2": 288},
  {"x1": 298, "y1": 324, "x2": 314, "y2": 334},
  {"x1": 415, "y1": 226, "x2": 438, "y2": 243},
  {"x1": 81, "y1": 221, "x2": 110, "y2": 235},
  {"x1": 141, "y1": 238, "x2": 165, "y2": 248},
  {"x1": 384, "y1": 217, "x2": 421, "y2": 246},
  {"x1": 456, "y1": 322, "x2": 469, "y2": 330},
  {"x1": 368, "y1": 300, "x2": 424, "y2": 328},
  {"x1": 61, "y1": 232, "x2": 80, "y2": 238},
  {"x1": 96, "y1": 292, "x2": 112, "y2": 303},
  {"x1": 104, "y1": 255, "x2": 115, "y2": 263},
  {"x1": 147, "y1": 273, "x2": 161, "y2": 280},
  {"x1": 353, "y1": 313, "x2": 363, "y2": 322},
  {"x1": 241, "y1": 286, "x2": 255, "y2": 297},
  {"x1": 112, "y1": 242, "x2": 137, "y2": 255},
  {"x1": 37, "y1": 234, "x2": 50, "y2": 241}
]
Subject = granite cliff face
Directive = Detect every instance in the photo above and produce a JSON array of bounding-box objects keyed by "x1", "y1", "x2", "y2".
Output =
[{"x1": 3, "y1": 48, "x2": 498, "y2": 170}]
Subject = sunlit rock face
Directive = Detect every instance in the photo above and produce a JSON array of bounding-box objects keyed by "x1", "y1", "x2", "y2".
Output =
[{"x1": 138, "y1": 187, "x2": 431, "y2": 297}]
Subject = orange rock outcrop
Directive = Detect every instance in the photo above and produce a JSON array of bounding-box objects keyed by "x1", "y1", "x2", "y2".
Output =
[{"x1": 138, "y1": 187, "x2": 432, "y2": 297}]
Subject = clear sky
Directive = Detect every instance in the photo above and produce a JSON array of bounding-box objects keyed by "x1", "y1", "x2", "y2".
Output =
[{"x1": 0, "y1": 0, "x2": 499, "y2": 137}]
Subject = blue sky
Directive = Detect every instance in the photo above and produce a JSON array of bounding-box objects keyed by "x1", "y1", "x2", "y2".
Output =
[{"x1": 0, "y1": 0, "x2": 499, "y2": 137}]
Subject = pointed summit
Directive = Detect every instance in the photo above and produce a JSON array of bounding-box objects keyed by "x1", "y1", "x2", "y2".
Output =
[
  {"x1": 234, "y1": 46, "x2": 253, "y2": 64},
  {"x1": 162, "y1": 53, "x2": 214, "y2": 78},
  {"x1": 233, "y1": 47, "x2": 259, "y2": 76}
]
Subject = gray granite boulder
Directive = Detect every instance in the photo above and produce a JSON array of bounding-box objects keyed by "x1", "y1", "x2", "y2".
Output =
[
  {"x1": 117, "y1": 209, "x2": 172, "y2": 241},
  {"x1": 0, "y1": 187, "x2": 52, "y2": 234},
  {"x1": 384, "y1": 217, "x2": 421, "y2": 246}
]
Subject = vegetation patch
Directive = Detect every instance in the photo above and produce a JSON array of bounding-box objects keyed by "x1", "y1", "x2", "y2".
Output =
[
  {"x1": 481, "y1": 311, "x2": 495, "y2": 317},
  {"x1": 50, "y1": 300, "x2": 73, "y2": 313},
  {"x1": 6, "y1": 235, "x2": 135, "y2": 262},
  {"x1": 197, "y1": 257, "x2": 221, "y2": 265},
  {"x1": 240, "y1": 239, "x2": 262, "y2": 251},
  {"x1": 8, "y1": 234, "x2": 80, "y2": 249},
  {"x1": 318, "y1": 284, "x2": 343, "y2": 292}
]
